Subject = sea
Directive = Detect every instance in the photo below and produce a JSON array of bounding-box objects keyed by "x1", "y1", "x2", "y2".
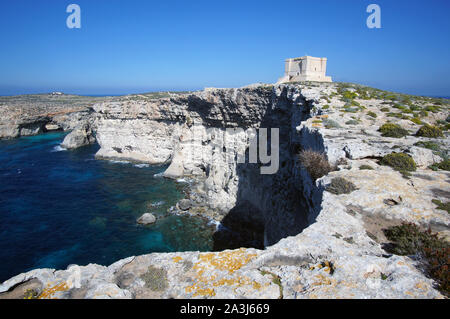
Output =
[{"x1": 0, "y1": 132, "x2": 215, "y2": 282}]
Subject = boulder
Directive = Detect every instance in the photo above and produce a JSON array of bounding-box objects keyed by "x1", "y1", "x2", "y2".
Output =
[
  {"x1": 136, "y1": 213, "x2": 156, "y2": 225},
  {"x1": 61, "y1": 124, "x2": 95, "y2": 149},
  {"x1": 45, "y1": 124, "x2": 60, "y2": 131},
  {"x1": 178, "y1": 199, "x2": 192, "y2": 211}
]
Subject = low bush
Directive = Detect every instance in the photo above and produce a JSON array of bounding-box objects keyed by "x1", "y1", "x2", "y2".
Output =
[
  {"x1": 383, "y1": 223, "x2": 449, "y2": 296},
  {"x1": 432, "y1": 199, "x2": 450, "y2": 214},
  {"x1": 326, "y1": 177, "x2": 357, "y2": 195},
  {"x1": 381, "y1": 153, "x2": 417, "y2": 172},
  {"x1": 359, "y1": 165, "x2": 374, "y2": 170},
  {"x1": 429, "y1": 159, "x2": 450, "y2": 171},
  {"x1": 298, "y1": 149, "x2": 333, "y2": 181},
  {"x1": 323, "y1": 118, "x2": 341, "y2": 129},
  {"x1": 140, "y1": 266, "x2": 168, "y2": 291},
  {"x1": 387, "y1": 112, "x2": 403, "y2": 119},
  {"x1": 345, "y1": 119, "x2": 359, "y2": 125},
  {"x1": 410, "y1": 117, "x2": 423, "y2": 125},
  {"x1": 367, "y1": 111, "x2": 377, "y2": 118},
  {"x1": 416, "y1": 124, "x2": 444, "y2": 138},
  {"x1": 379, "y1": 123, "x2": 409, "y2": 138},
  {"x1": 414, "y1": 141, "x2": 441, "y2": 152}
]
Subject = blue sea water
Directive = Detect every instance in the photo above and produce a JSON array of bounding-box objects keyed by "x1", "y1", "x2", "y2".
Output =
[{"x1": 0, "y1": 132, "x2": 215, "y2": 282}]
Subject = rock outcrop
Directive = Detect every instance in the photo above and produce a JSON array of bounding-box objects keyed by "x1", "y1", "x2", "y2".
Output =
[
  {"x1": 60, "y1": 123, "x2": 96, "y2": 149},
  {"x1": 1, "y1": 83, "x2": 449, "y2": 299},
  {"x1": 0, "y1": 93, "x2": 104, "y2": 139},
  {"x1": 136, "y1": 213, "x2": 156, "y2": 225}
]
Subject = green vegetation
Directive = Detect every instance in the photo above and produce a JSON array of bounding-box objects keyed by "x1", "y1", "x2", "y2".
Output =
[
  {"x1": 410, "y1": 117, "x2": 423, "y2": 125},
  {"x1": 429, "y1": 159, "x2": 450, "y2": 171},
  {"x1": 378, "y1": 123, "x2": 409, "y2": 138},
  {"x1": 260, "y1": 270, "x2": 283, "y2": 299},
  {"x1": 416, "y1": 124, "x2": 444, "y2": 138},
  {"x1": 323, "y1": 118, "x2": 341, "y2": 129},
  {"x1": 381, "y1": 153, "x2": 417, "y2": 173},
  {"x1": 432, "y1": 199, "x2": 450, "y2": 214},
  {"x1": 387, "y1": 112, "x2": 404, "y2": 119},
  {"x1": 367, "y1": 111, "x2": 377, "y2": 118},
  {"x1": 140, "y1": 266, "x2": 168, "y2": 291},
  {"x1": 326, "y1": 177, "x2": 357, "y2": 195},
  {"x1": 414, "y1": 141, "x2": 448, "y2": 160},
  {"x1": 380, "y1": 107, "x2": 390, "y2": 112},
  {"x1": 359, "y1": 165, "x2": 374, "y2": 170},
  {"x1": 383, "y1": 223, "x2": 449, "y2": 296},
  {"x1": 414, "y1": 141, "x2": 441, "y2": 152},
  {"x1": 425, "y1": 105, "x2": 440, "y2": 113},
  {"x1": 298, "y1": 149, "x2": 333, "y2": 181},
  {"x1": 345, "y1": 119, "x2": 359, "y2": 125}
]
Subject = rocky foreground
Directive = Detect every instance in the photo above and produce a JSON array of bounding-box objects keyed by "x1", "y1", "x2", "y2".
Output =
[{"x1": 0, "y1": 83, "x2": 449, "y2": 299}]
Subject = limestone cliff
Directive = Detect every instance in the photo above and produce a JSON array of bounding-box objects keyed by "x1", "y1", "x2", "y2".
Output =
[{"x1": 1, "y1": 83, "x2": 449, "y2": 299}]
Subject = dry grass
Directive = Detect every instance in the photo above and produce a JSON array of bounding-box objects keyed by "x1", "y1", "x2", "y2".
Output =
[{"x1": 298, "y1": 149, "x2": 333, "y2": 181}]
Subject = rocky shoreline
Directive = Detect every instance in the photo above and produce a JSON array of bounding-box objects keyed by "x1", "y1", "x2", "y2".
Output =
[{"x1": 0, "y1": 83, "x2": 449, "y2": 299}]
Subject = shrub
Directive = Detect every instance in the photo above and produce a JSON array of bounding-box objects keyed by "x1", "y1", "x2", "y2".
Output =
[
  {"x1": 429, "y1": 159, "x2": 450, "y2": 171},
  {"x1": 414, "y1": 141, "x2": 440, "y2": 152},
  {"x1": 379, "y1": 123, "x2": 409, "y2": 138},
  {"x1": 140, "y1": 265, "x2": 168, "y2": 291},
  {"x1": 381, "y1": 153, "x2": 417, "y2": 172},
  {"x1": 383, "y1": 223, "x2": 449, "y2": 296},
  {"x1": 326, "y1": 177, "x2": 357, "y2": 195},
  {"x1": 432, "y1": 199, "x2": 450, "y2": 214},
  {"x1": 410, "y1": 117, "x2": 423, "y2": 125},
  {"x1": 323, "y1": 118, "x2": 341, "y2": 129},
  {"x1": 359, "y1": 165, "x2": 374, "y2": 170},
  {"x1": 425, "y1": 105, "x2": 439, "y2": 113},
  {"x1": 393, "y1": 103, "x2": 406, "y2": 110},
  {"x1": 345, "y1": 119, "x2": 359, "y2": 125},
  {"x1": 387, "y1": 112, "x2": 403, "y2": 119},
  {"x1": 298, "y1": 149, "x2": 333, "y2": 181},
  {"x1": 341, "y1": 90, "x2": 358, "y2": 100},
  {"x1": 343, "y1": 107, "x2": 359, "y2": 113},
  {"x1": 416, "y1": 124, "x2": 444, "y2": 138},
  {"x1": 418, "y1": 110, "x2": 429, "y2": 117},
  {"x1": 380, "y1": 107, "x2": 390, "y2": 112},
  {"x1": 367, "y1": 111, "x2": 377, "y2": 118}
]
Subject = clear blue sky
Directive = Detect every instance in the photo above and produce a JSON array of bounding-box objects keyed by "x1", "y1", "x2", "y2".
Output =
[{"x1": 0, "y1": 0, "x2": 449, "y2": 96}]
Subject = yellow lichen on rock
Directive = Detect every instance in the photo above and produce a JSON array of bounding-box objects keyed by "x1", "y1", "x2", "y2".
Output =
[
  {"x1": 184, "y1": 249, "x2": 261, "y2": 297},
  {"x1": 38, "y1": 282, "x2": 69, "y2": 299},
  {"x1": 172, "y1": 256, "x2": 183, "y2": 263}
]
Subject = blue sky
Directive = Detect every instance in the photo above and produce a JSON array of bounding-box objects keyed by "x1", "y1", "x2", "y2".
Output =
[{"x1": 0, "y1": 0, "x2": 449, "y2": 96}]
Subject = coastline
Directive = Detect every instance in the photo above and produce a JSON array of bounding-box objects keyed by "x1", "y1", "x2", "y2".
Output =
[{"x1": 0, "y1": 82, "x2": 449, "y2": 299}]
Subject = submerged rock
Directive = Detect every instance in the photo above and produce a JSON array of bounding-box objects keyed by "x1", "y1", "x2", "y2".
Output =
[{"x1": 137, "y1": 213, "x2": 156, "y2": 225}]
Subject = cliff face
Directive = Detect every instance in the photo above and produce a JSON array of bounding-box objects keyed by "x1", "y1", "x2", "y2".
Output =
[
  {"x1": 0, "y1": 94, "x2": 100, "y2": 139},
  {"x1": 1, "y1": 83, "x2": 449, "y2": 299},
  {"x1": 93, "y1": 85, "x2": 319, "y2": 247}
]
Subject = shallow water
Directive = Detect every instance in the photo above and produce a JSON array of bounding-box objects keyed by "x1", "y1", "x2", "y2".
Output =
[{"x1": 0, "y1": 132, "x2": 215, "y2": 282}]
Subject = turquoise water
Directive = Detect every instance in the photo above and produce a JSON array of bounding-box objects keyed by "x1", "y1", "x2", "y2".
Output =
[{"x1": 0, "y1": 132, "x2": 215, "y2": 282}]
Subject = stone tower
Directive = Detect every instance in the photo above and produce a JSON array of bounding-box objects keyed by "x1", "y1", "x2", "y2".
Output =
[{"x1": 277, "y1": 56, "x2": 332, "y2": 83}]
